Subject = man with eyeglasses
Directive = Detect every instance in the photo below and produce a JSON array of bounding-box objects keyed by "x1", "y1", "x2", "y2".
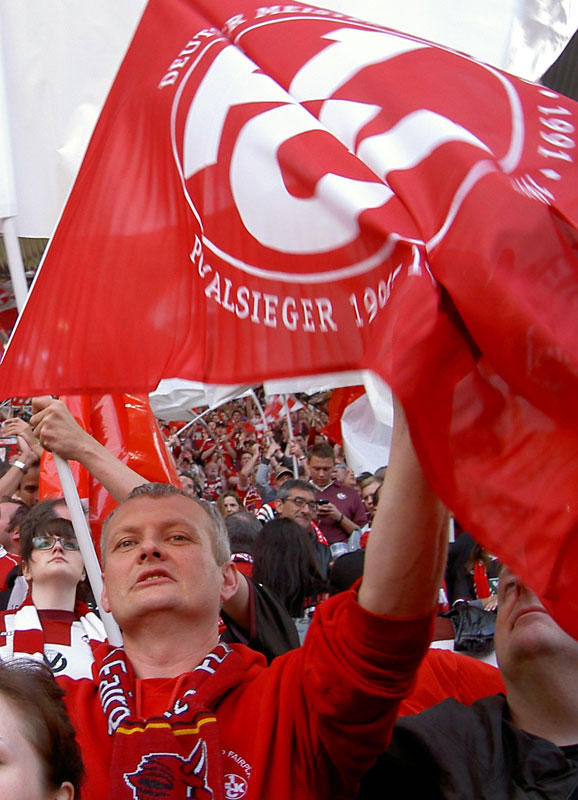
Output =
[{"x1": 275, "y1": 479, "x2": 331, "y2": 578}]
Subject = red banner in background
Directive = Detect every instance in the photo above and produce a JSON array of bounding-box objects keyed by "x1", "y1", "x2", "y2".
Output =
[
  {"x1": 40, "y1": 394, "x2": 179, "y2": 556},
  {"x1": 322, "y1": 386, "x2": 365, "y2": 447},
  {"x1": 0, "y1": 0, "x2": 577, "y2": 636}
]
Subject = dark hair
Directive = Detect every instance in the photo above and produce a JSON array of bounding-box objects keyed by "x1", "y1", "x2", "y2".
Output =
[
  {"x1": 20, "y1": 516, "x2": 76, "y2": 565},
  {"x1": 276, "y1": 479, "x2": 315, "y2": 502},
  {"x1": 18, "y1": 498, "x2": 68, "y2": 552},
  {"x1": 225, "y1": 511, "x2": 262, "y2": 555},
  {"x1": 6, "y1": 500, "x2": 31, "y2": 534},
  {"x1": 252, "y1": 518, "x2": 327, "y2": 617},
  {"x1": 307, "y1": 442, "x2": 335, "y2": 462},
  {"x1": 0, "y1": 658, "x2": 84, "y2": 793},
  {"x1": 19, "y1": 500, "x2": 93, "y2": 606}
]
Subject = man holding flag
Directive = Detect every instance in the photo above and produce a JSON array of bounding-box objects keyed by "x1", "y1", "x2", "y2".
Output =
[{"x1": 31, "y1": 395, "x2": 447, "y2": 800}]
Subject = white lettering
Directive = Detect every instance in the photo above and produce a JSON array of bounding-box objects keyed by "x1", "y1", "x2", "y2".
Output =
[
  {"x1": 205, "y1": 272, "x2": 222, "y2": 303},
  {"x1": 315, "y1": 298, "x2": 337, "y2": 332},
  {"x1": 235, "y1": 287, "x2": 250, "y2": 319},
  {"x1": 263, "y1": 294, "x2": 278, "y2": 327},
  {"x1": 222, "y1": 277, "x2": 236, "y2": 312},
  {"x1": 300, "y1": 298, "x2": 315, "y2": 332},
  {"x1": 224, "y1": 14, "x2": 246, "y2": 34},
  {"x1": 281, "y1": 297, "x2": 298, "y2": 330},
  {"x1": 251, "y1": 291, "x2": 262, "y2": 323}
]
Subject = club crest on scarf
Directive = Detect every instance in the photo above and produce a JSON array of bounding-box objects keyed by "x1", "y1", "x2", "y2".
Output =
[{"x1": 124, "y1": 739, "x2": 213, "y2": 800}]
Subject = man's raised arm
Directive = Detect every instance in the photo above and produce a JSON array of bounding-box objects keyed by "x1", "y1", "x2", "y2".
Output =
[
  {"x1": 358, "y1": 398, "x2": 448, "y2": 618},
  {"x1": 30, "y1": 397, "x2": 148, "y2": 502}
]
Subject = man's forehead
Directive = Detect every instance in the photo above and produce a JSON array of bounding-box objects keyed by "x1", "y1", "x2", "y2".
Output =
[
  {"x1": 309, "y1": 457, "x2": 333, "y2": 466},
  {"x1": 286, "y1": 489, "x2": 314, "y2": 501},
  {"x1": 108, "y1": 494, "x2": 203, "y2": 531}
]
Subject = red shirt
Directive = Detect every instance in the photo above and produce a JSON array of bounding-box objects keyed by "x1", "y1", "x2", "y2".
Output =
[
  {"x1": 60, "y1": 591, "x2": 434, "y2": 800},
  {"x1": 0, "y1": 548, "x2": 20, "y2": 592}
]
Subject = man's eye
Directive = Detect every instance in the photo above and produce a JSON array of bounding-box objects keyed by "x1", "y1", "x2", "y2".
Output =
[
  {"x1": 169, "y1": 534, "x2": 188, "y2": 542},
  {"x1": 116, "y1": 539, "x2": 135, "y2": 549}
]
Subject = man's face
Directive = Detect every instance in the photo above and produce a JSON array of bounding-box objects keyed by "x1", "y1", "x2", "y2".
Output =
[
  {"x1": 239, "y1": 452, "x2": 252, "y2": 468},
  {"x1": 101, "y1": 495, "x2": 234, "y2": 632},
  {"x1": 179, "y1": 476, "x2": 197, "y2": 498},
  {"x1": 275, "y1": 488, "x2": 317, "y2": 530},
  {"x1": 18, "y1": 466, "x2": 39, "y2": 507},
  {"x1": 308, "y1": 456, "x2": 334, "y2": 488},
  {"x1": 275, "y1": 471, "x2": 293, "y2": 490},
  {"x1": 495, "y1": 567, "x2": 578, "y2": 678},
  {"x1": 361, "y1": 481, "x2": 381, "y2": 519},
  {"x1": 332, "y1": 463, "x2": 347, "y2": 484},
  {"x1": 204, "y1": 461, "x2": 219, "y2": 479},
  {"x1": 0, "y1": 501, "x2": 21, "y2": 552}
]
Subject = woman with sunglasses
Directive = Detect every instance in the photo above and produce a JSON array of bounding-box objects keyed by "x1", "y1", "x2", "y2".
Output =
[{"x1": 0, "y1": 500, "x2": 106, "y2": 680}]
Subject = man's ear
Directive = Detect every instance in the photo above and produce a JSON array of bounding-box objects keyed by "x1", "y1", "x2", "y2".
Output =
[
  {"x1": 101, "y1": 575, "x2": 111, "y2": 614},
  {"x1": 52, "y1": 781, "x2": 74, "y2": 800},
  {"x1": 220, "y1": 562, "x2": 239, "y2": 605},
  {"x1": 274, "y1": 497, "x2": 283, "y2": 515},
  {"x1": 21, "y1": 560, "x2": 32, "y2": 582}
]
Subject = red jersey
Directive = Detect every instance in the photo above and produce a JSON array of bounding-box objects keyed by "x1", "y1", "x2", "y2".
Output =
[
  {"x1": 0, "y1": 547, "x2": 19, "y2": 592},
  {"x1": 61, "y1": 590, "x2": 433, "y2": 800}
]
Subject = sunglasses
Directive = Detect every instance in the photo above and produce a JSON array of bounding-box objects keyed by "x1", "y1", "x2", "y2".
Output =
[{"x1": 31, "y1": 534, "x2": 80, "y2": 552}]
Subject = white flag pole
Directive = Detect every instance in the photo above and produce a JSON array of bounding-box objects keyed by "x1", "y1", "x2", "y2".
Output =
[
  {"x1": 53, "y1": 454, "x2": 123, "y2": 645},
  {"x1": 282, "y1": 395, "x2": 299, "y2": 478},
  {"x1": 249, "y1": 389, "x2": 268, "y2": 434}
]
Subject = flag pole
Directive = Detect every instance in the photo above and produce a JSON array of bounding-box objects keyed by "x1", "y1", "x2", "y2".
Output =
[
  {"x1": 282, "y1": 394, "x2": 299, "y2": 478},
  {"x1": 53, "y1": 453, "x2": 123, "y2": 646},
  {"x1": 249, "y1": 389, "x2": 268, "y2": 434}
]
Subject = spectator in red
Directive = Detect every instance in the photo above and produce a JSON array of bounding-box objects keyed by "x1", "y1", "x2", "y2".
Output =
[{"x1": 201, "y1": 455, "x2": 226, "y2": 502}]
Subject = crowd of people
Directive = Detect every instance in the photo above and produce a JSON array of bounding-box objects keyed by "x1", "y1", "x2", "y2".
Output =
[{"x1": 0, "y1": 393, "x2": 574, "y2": 799}]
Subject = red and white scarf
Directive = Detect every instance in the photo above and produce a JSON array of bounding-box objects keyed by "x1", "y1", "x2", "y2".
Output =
[
  {"x1": 92, "y1": 641, "x2": 246, "y2": 800},
  {"x1": 311, "y1": 521, "x2": 329, "y2": 546},
  {"x1": 0, "y1": 596, "x2": 106, "y2": 677}
]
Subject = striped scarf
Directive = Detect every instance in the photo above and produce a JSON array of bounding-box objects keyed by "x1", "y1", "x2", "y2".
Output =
[
  {"x1": 93, "y1": 641, "x2": 246, "y2": 800},
  {"x1": 0, "y1": 596, "x2": 105, "y2": 674}
]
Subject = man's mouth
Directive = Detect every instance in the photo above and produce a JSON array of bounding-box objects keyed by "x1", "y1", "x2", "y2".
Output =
[{"x1": 136, "y1": 569, "x2": 173, "y2": 585}]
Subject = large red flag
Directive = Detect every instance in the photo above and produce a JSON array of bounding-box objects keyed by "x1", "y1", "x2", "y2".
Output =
[
  {"x1": 1, "y1": 0, "x2": 578, "y2": 635},
  {"x1": 39, "y1": 394, "x2": 180, "y2": 555}
]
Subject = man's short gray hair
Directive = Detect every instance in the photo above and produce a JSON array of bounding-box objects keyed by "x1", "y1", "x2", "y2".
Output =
[
  {"x1": 100, "y1": 483, "x2": 231, "y2": 566},
  {"x1": 276, "y1": 479, "x2": 315, "y2": 502}
]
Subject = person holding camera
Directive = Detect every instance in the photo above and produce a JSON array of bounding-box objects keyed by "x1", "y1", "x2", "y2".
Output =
[{"x1": 307, "y1": 443, "x2": 368, "y2": 552}]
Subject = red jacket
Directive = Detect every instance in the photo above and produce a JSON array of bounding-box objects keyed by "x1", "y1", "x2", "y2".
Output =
[{"x1": 60, "y1": 590, "x2": 433, "y2": 800}]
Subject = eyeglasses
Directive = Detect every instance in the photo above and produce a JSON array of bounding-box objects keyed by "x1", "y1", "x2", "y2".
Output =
[
  {"x1": 31, "y1": 534, "x2": 81, "y2": 552},
  {"x1": 285, "y1": 496, "x2": 317, "y2": 512}
]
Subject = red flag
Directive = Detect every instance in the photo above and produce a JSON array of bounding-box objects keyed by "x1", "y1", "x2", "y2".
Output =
[
  {"x1": 322, "y1": 386, "x2": 366, "y2": 446},
  {"x1": 40, "y1": 394, "x2": 180, "y2": 555},
  {"x1": 1, "y1": 0, "x2": 578, "y2": 636},
  {"x1": 261, "y1": 395, "x2": 303, "y2": 427}
]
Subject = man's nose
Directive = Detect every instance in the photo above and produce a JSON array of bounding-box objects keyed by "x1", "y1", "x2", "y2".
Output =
[{"x1": 138, "y1": 538, "x2": 165, "y2": 561}]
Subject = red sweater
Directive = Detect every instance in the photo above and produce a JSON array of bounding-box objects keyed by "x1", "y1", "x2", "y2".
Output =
[{"x1": 60, "y1": 590, "x2": 433, "y2": 800}]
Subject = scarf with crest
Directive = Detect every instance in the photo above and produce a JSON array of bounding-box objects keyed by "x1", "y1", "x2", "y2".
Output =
[{"x1": 92, "y1": 641, "x2": 246, "y2": 800}]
